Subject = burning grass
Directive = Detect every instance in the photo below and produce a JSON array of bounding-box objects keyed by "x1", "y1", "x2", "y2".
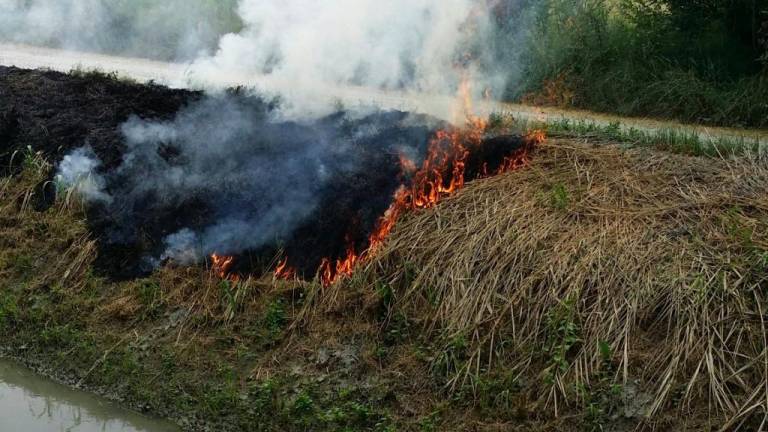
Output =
[
  {"x1": 3, "y1": 68, "x2": 768, "y2": 430},
  {"x1": 331, "y1": 139, "x2": 768, "y2": 427},
  {"x1": 4, "y1": 131, "x2": 768, "y2": 430}
]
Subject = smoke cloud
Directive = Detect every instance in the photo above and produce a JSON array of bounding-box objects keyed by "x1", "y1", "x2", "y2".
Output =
[
  {"x1": 192, "y1": 1, "x2": 482, "y2": 94},
  {"x1": 0, "y1": 1, "x2": 541, "y2": 105},
  {"x1": 0, "y1": 0, "x2": 239, "y2": 60},
  {"x1": 56, "y1": 95, "x2": 438, "y2": 268},
  {"x1": 55, "y1": 146, "x2": 111, "y2": 203}
]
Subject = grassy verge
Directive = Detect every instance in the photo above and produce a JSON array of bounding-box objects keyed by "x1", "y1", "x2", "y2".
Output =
[
  {"x1": 2, "y1": 131, "x2": 768, "y2": 431},
  {"x1": 493, "y1": 113, "x2": 766, "y2": 158}
]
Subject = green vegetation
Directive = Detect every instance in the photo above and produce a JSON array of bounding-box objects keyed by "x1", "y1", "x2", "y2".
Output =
[
  {"x1": 505, "y1": 0, "x2": 768, "y2": 128},
  {"x1": 493, "y1": 112, "x2": 765, "y2": 157}
]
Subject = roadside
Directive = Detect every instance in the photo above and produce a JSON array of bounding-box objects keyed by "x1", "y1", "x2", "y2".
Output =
[{"x1": 2, "y1": 68, "x2": 767, "y2": 431}]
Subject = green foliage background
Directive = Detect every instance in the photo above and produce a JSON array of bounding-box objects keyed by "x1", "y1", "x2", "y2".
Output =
[{"x1": 507, "y1": 0, "x2": 768, "y2": 128}]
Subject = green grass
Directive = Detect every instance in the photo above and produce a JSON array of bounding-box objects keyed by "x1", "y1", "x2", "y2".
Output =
[{"x1": 496, "y1": 112, "x2": 765, "y2": 158}]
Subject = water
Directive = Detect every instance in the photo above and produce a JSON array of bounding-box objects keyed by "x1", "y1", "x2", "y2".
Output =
[{"x1": 0, "y1": 358, "x2": 179, "y2": 432}]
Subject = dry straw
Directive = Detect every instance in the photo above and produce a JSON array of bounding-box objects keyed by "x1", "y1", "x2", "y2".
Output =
[{"x1": 343, "y1": 139, "x2": 768, "y2": 424}]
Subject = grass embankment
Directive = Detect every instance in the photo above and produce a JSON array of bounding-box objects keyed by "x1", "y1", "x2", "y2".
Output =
[{"x1": 2, "y1": 122, "x2": 768, "y2": 431}]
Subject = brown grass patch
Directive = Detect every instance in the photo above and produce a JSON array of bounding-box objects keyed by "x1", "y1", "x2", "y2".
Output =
[{"x1": 343, "y1": 139, "x2": 768, "y2": 425}]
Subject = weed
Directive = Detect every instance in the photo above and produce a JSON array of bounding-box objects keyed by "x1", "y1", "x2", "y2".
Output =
[
  {"x1": 544, "y1": 297, "x2": 581, "y2": 380},
  {"x1": 475, "y1": 371, "x2": 522, "y2": 416},
  {"x1": 548, "y1": 182, "x2": 569, "y2": 210},
  {"x1": 432, "y1": 333, "x2": 469, "y2": 380},
  {"x1": 264, "y1": 298, "x2": 286, "y2": 334},
  {"x1": 0, "y1": 291, "x2": 19, "y2": 328},
  {"x1": 418, "y1": 411, "x2": 441, "y2": 432},
  {"x1": 219, "y1": 280, "x2": 236, "y2": 320},
  {"x1": 137, "y1": 280, "x2": 163, "y2": 318},
  {"x1": 376, "y1": 281, "x2": 394, "y2": 311},
  {"x1": 249, "y1": 379, "x2": 277, "y2": 413},
  {"x1": 292, "y1": 391, "x2": 315, "y2": 416}
]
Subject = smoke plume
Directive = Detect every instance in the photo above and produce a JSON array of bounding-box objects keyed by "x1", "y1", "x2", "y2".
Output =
[
  {"x1": 0, "y1": 0, "x2": 238, "y2": 60},
  {"x1": 0, "y1": 1, "x2": 541, "y2": 104},
  {"x1": 56, "y1": 94, "x2": 438, "y2": 271}
]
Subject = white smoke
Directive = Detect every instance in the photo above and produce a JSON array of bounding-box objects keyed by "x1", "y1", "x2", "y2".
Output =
[
  {"x1": 0, "y1": 1, "x2": 538, "y2": 114},
  {"x1": 0, "y1": 0, "x2": 236, "y2": 60},
  {"x1": 55, "y1": 146, "x2": 111, "y2": 203},
  {"x1": 189, "y1": 0, "x2": 494, "y2": 115}
]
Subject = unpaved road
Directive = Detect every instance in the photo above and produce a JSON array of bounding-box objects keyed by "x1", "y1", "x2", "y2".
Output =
[{"x1": 1, "y1": 42, "x2": 766, "y2": 145}]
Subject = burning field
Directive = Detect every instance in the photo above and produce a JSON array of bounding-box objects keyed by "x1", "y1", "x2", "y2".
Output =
[
  {"x1": 0, "y1": 65, "x2": 542, "y2": 286},
  {"x1": 2, "y1": 66, "x2": 768, "y2": 431}
]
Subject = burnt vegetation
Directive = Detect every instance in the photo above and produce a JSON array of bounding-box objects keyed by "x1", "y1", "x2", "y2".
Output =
[{"x1": 0, "y1": 66, "x2": 534, "y2": 283}]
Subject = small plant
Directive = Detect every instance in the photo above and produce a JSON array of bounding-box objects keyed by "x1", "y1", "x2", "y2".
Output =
[
  {"x1": 544, "y1": 297, "x2": 581, "y2": 381},
  {"x1": 418, "y1": 411, "x2": 441, "y2": 432},
  {"x1": 432, "y1": 333, "x2": 470, "y2": 380},
  {"x1": 219, "y1": 280, "x2": 236, "y2": 320},
  {"x1": 376, "y1": 282, "x2": 394, "y2": 310},
  {"x1": 0, "y1": 292, "x2": 19, "y2": 328},
  {"x1": 138, "y1": 281, "x2": 163, "y2": 317},
  {"x1": 292, "y1": 391, "x2": 315, "y2": 416},
  {"x1": 264, "y1": 298, "x2": 286, "y2": 334},
  {"x1": 548, "y1": 182, "x2": 570, "y2": 210},
  {"x1": 249, "y1": 379, "x2": 277, "y2": 413}
]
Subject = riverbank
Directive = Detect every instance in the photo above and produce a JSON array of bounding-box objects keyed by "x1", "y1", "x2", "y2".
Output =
[{"x1": 2, "y1": 68, "x2": 768, "y2": 431}]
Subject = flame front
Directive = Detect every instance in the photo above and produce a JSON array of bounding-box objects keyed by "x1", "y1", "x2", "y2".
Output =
[
  {"x1": 318, "y1": 243, "x2": 359, "y2": 286},
  {"x1": 209, "y1": 77, "x2": 546, "y2": 287},
  {"x1": 315, "y1": 114, "x2": 547, "y2": 287},
  {"x1": 211, "y1": 253, "x2": 238, "y2": 281},
  {"x1": 274, "y1": 257, "x2": 296, "y2": 280}
]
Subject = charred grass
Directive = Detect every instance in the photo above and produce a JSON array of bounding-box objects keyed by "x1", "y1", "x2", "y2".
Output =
[{"x1": 2, "y1": 122, "x2": 768, "y2": 430}]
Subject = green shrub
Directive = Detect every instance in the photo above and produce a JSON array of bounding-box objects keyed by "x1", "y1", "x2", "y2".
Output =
[{"x1": 507, "y1": 0, "x2": 768, "y2": 128}]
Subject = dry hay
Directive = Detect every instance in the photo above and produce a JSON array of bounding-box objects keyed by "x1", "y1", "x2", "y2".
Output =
[{"x1": 355, "y1": 139, "x2": 768, "y2": 425}]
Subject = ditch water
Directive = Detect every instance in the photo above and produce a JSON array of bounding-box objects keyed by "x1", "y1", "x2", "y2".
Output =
[{"x1": 0, "y1": 358, "x2": 179, "y2": 432}]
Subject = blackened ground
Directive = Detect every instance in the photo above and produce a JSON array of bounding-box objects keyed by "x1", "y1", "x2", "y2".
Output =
[
  {"x1": 0, "y1": 66, "x2": 198, "y2": 174},
  {"x1": 0, "y1": 67, "x2": 530, "y2": 282}
]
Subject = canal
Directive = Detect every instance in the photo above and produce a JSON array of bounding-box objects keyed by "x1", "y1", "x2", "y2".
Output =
[{"x1": 0, "y1": 358, "x2": 179, "y2": 432}]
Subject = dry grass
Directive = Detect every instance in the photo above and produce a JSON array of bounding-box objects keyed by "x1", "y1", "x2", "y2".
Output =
[
  {"x1": 338, "y1": 139, "x2": 768, "y2": 426},
  {"x1": 5, "y1": 137, "x2": 768, "y2": 429}
]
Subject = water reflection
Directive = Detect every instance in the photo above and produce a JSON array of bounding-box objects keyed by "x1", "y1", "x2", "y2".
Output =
[{"x1": 0, "y1": 358, "x2": 179, "y2": 432}]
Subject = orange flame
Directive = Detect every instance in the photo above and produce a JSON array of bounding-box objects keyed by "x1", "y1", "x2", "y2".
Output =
[
  {"x1": 211, "y1": 253, "x2": 238, "y2": 281},
  {"x1": 274, "y1": 257, "x2": 296, "y2": 280},
  {"x1": 318, "y1": 243, "x2": 359, "y2": 286}
]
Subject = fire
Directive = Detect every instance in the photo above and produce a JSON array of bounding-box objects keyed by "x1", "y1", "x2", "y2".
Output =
[
  {"x1": 211, "y1": 253, "x2": 238, "y2": 281},
  {"x1": 407, "y1": 119, "x2": 484, "y2": 209},
  {"x1": 209, "y1": 76, "x2": 546, "y2": 288},
  {"x1": 319, "y1": 243, "x2": 359, "y2": 286},
  {"x1": 317, "y1": 113, "x2": 529, "y2": 286},
  {"x1": 274, "y1": 257, "x2": 295, "y2": 280}
]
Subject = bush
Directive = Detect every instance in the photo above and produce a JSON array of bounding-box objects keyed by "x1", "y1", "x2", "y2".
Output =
[{"x1": 507, "y1": 0, "x2": 768, "y2": 128}]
